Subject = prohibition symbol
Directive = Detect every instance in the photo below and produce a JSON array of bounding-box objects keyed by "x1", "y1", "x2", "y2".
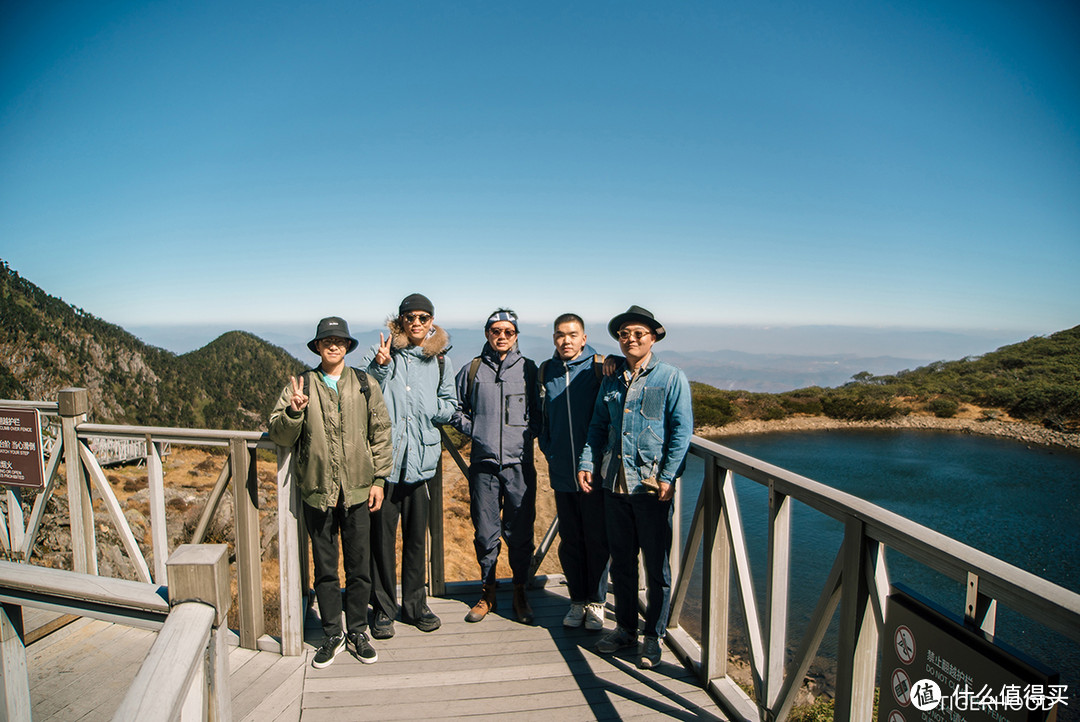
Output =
[
  {"x1": 894, "y1": 625, "x2": 915, "y2": 664},
  {"x1": 892, "y1": 669, "x2": 912, "y2": 707},
  {"x1": 888, "y1": 711, "x2": 905, "y2": 722}
]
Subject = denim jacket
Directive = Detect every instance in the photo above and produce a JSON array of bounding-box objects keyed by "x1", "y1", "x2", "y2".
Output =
[{"x1": 578, "y1": 353, "x2": 693, "y2": 494}]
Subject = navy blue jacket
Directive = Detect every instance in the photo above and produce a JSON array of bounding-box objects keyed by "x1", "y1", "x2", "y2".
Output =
[
  {"x1": 451, "y1": 343, "x2": 540, "y2": 468},
  {"x1": 538, "y1": 343, "x2": 603, "y2": 492}
]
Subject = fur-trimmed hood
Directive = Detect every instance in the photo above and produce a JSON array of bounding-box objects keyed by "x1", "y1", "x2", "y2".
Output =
[{"x1": 386, "y1": 317, "x2": 451, "y2": 359}]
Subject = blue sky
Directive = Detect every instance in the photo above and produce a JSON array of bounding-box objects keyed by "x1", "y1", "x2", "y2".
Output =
[{"x1": 2, "y1": 1, "x2": 1078, "y2": 341}]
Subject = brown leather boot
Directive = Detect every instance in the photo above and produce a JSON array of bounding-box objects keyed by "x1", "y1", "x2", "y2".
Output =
[
  {"x1": 513, "y1": 584, "x2": 534, "y2": 625},
  {"x1": 465, "y1": 584, "x2": 497, "y2": 623}
]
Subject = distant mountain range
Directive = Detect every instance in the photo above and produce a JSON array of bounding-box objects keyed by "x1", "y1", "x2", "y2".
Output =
[{"x1": 0, "y1": 261, "x2": 303, "y2": 430}]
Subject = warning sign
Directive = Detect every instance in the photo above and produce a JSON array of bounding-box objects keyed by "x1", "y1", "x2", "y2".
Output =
[
  {"x1": 895, "y1": 625, "x2": 916, "y2": 665},
  {"x1": 0, "y1": 408, "x2": 45, "y2": 489}
]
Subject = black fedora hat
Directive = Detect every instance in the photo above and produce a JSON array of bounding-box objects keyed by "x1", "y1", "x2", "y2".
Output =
[
  {"x1": 608, "y1": 305, "x2": 666, "y2": 341},
  {"x1": 307, "y1": 316, "x2": 359, "y2": 354}
]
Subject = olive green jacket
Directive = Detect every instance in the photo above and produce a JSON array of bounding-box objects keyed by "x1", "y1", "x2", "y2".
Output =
[{"x1": 268, "y1": 367, "x2": 393, "y2": 511}]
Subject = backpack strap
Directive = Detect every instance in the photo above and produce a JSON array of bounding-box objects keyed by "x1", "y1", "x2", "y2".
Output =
[
  {"x1": 466, "y1": 356, "x2": 482, "y2": 402},
  {"x1": 437, "y1": 354, "x2": 445, "y2": 386},
  {"x1": 350, "y1": 367, "x2": 371, "y2": 400}
]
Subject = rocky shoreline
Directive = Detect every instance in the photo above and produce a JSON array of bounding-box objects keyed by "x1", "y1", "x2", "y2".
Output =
[{"x1": 698, "y1": 412, "x2": 1080, "y2": 451}]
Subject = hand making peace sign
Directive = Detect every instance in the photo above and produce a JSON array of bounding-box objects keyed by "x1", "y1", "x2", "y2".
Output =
[
  {"x1": 374, "y1": 332, "x2": 393, "y2": 366},
  {"x1": 288, "y1": 375, "x2": 309, "y2": 412}
]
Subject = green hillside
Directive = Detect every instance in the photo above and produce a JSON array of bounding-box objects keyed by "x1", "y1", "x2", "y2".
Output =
[
  {"x1": 0, "y1": 260, "x2": 303, "y2": 430},
  {"x1": 693, "y1": 325, "x2": 1080, "y2": 432}
]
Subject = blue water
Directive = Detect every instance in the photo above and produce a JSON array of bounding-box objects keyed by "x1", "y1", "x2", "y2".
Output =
[{"x1": 677, "y1": 429, "x2": 1080, "y2": 695}]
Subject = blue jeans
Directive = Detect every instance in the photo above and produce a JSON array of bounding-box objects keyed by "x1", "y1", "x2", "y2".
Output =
[
  {"x1": 604, "y1": 490, "x2": 673, "y2": 639},
  {"x1": 554, "y1": 488, "x2": 609, "y2": 603},
  {"x1": 469, "y1": 462, "x2": 536, "y2": 585}
]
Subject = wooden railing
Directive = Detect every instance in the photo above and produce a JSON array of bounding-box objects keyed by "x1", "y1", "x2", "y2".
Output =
[
  {"x1": 0, "y1": 389, "x2": 305, "y2": 656},
  {"x1": 661, "y1": 436, "x2": 1080, "y2": 721},
  {"x1": 0, "y1": 544, "x2": 231, "y2": 722}
]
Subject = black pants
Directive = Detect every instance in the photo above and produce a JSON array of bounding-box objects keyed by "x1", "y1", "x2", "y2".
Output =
[
  {"x1": 304, "y1": 493, "x2": 371, "y2": 637},
  {"x1": 370, "y1": 479, "x2": 431, "y2": 621},
  {"x1": 554, "y1": 487, "x2": 609, "y2": 603}
]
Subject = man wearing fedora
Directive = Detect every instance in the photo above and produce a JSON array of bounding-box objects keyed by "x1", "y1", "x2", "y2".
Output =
[
  {"x1": 577, "y1": 305, "x2": 693, "y2": 670},
  {"x1": 269, "y1": 316, "x2": 393, "y2": 669}
]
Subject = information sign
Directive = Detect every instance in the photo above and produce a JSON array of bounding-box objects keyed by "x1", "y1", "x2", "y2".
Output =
[
  {"x1": 877, "y1": 584, "x2": 1062, "y2": 722},
  {"x1": 0, "y1": 407, "x2": 46, "y2": 489}
]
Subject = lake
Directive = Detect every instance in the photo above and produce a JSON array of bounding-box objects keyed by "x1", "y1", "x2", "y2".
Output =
[{"x1": 676, "y1": 429, "x2": 1080, "y2": 703}]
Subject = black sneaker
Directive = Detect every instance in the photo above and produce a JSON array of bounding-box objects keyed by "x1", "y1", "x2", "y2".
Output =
[
  {"x1": 406, "y1": 608, "x2": 441, "y2": 633},
  {"x1": 349, "y1": 631, "x2": 378, "y2": 664},
  {"x1": 311, "y1": 632, "x2": 345, "y2": 668},
  {"x1": 371, "y1": 611, "x2": 395, "y2": 639}
]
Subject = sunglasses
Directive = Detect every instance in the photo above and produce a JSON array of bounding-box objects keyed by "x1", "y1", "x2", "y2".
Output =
[
  {"x1": 488, "y1": 328, "x2": 518, "y2": 338},
  {"x1": 402, "y1": 313, "x2": 432, "y2": 324},
  {"x1": 617, "y1": 330, "x2": 652, "y2": 341}
]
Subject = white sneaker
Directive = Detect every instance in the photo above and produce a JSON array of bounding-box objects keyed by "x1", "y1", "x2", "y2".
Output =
[
  {"x1": 585, "y1": 602, "x2": 605, "y2": 631},
  {"x1": 563, "y1": 602, "x2": 586, "y2": 628}
]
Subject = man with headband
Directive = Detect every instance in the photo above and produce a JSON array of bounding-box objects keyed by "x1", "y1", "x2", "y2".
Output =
[{"x1": 451, "y1": 308, "x2": 541, "y2": 625}]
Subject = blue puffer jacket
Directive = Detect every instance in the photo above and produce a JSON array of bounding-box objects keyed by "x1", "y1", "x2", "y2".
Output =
[
  {"x1": 451, "y1": 342, "x2": 540, "y2": 468},
  {"x1": 578, "y1": 353, "x2": 693, "y2": 494},
  {"x1": 362, "y1": 321, "x2": 458, "y2": 484},
  {"x1": 538, "y1": 343, "x2": 603, "y2": 493}
]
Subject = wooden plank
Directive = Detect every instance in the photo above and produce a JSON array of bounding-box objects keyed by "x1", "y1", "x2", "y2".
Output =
[
  {"x1": 230, "y1": 440, "x2": 264, "y2": 649},
  {"x1": 232, "y1": 652, "x2": 305, "y2": 720},
  {"x1": 113, "y1": 602, "x2": 215, "y2": 721},
  {"x1": 0, "y1": 560, "x2": 168, "y2": 616},
  {"x1": 1, "y1": 604, "x2": 31, "y2": 722},
  {"x1": 78, "y1": 441, "x2": 152, "y2": 583},
  {"x1": 23, "y1": 613, "x2": 78, "y2": 645},
  {"x1": 275, "y1": 446, "x2": 303, "y2": 656},
  {"x1": 62, "y1": 407, "x2": 96, "y2": 575},
  {"x1": 765, "y1": 484, "x2": 790, "y2": 709},
  {"x1": 146, "y1": 439, "x2": 169, "y2": 583},
  {"x1": 21, "y1": 434, "x2": 62, "y2": 559}
]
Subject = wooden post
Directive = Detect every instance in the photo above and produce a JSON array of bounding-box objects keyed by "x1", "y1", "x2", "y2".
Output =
[
  {"x1": 0, "y1": 603, "x2": 30, "y2": 722},
  {"x1": 58, "y1": 388, "x2": 95, "y2": 575},
  {"x1": 276, "y1": 445, "x2": 303, "y2": 656},
  {"x1": 834, "y1": 519, "x2": 880, "y2": 722},
  {"x1": 146, "y1": 438, "x2": 169, "y2": 583},
  {"x1": 700, "y1": 461, "x2": 729, "y2": 682},
  {"x1": 765, "y1": 484, "x2": 791, "y2": 710},
  {"x1": 428, "y1": 452, "x2": 445, "y2": 597},
  {"x1": 230, "y1": 439, "x2": 264, "y2": 649},
  {"x1": 166, "y1": 544, "x2": 232, "y2": 722}
]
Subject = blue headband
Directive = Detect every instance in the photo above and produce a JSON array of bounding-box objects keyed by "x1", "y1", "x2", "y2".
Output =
[{"x1": 485, "y1": 310, "x2": 519, "y2": 331}]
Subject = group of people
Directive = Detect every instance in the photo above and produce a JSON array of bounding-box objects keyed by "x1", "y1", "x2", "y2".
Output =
[{"x1": 268, "y1": 296, "x2": 693, "y2": 672}]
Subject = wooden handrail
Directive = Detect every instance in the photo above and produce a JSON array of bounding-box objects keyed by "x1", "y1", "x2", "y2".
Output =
[{"x1": 665, "y1": 437, "x2": 1080, "y2": 722}]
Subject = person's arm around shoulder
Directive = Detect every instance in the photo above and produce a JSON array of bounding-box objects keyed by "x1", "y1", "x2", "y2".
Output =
[
  {"x1": 364, "y1": 373, "x2": 393, "y2": 511},
  {"x1": 525, "y1": 359, "x2": 542, "y2": 440},
  {"x1": 577, "y1": 376, "x2": 613, "y2": 493},
  {"x1": 268, "y1": 375, "x2": 307, "y2": 447},
  {"x1": 449, "y1": 363, "x2": 473, "y2": 437},
  {"x1": 432, "y1": 355, "x2": 459, "y2": 425},
  {"x1": 657, "y1": 366, "x2": 693, "y2": 501}
]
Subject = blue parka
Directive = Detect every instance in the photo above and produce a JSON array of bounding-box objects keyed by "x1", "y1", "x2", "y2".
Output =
[
  {"x1": 362, "y1": 320, "x2": 458, "y2": 484},
  {"x1": 578, "y1": 353, "x2": 693, "y2": 494},
  {"x1": 451, "y1": 342, "x2": 540, "y2": 468},
  {"x1": 538, "y1": 343, "x2": 603, "y2": 492}
]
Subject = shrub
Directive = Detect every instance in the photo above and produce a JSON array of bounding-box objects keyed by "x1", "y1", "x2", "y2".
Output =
[{"x1": 926, "y1": 398, "x2": 959, "y2": 418}]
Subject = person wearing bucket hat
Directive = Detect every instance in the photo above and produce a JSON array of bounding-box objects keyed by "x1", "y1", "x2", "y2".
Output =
[
  {"x1": 269, "y1": 316, "x2": 393, "y2": 668},
  {"x1": 362, "y1": 294, "x2": 457, "y2": 638},
  {"x1": 577, "y1": 305, "x2": 692, "y2": 670}
]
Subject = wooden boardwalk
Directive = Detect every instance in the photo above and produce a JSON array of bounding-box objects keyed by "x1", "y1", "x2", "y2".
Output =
[{"x1": 25, "y1": 582, "x2": 727, "y2": 720}]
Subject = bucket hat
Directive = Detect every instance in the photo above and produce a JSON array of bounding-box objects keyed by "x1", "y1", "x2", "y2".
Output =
[{"x1": 307, "y1": 316, "x2": 359, "y2": 354}]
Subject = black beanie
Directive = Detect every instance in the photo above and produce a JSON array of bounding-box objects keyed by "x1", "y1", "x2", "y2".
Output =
[{"x1": 398, "y1": 293, "x2": 435, "y2": 316}]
